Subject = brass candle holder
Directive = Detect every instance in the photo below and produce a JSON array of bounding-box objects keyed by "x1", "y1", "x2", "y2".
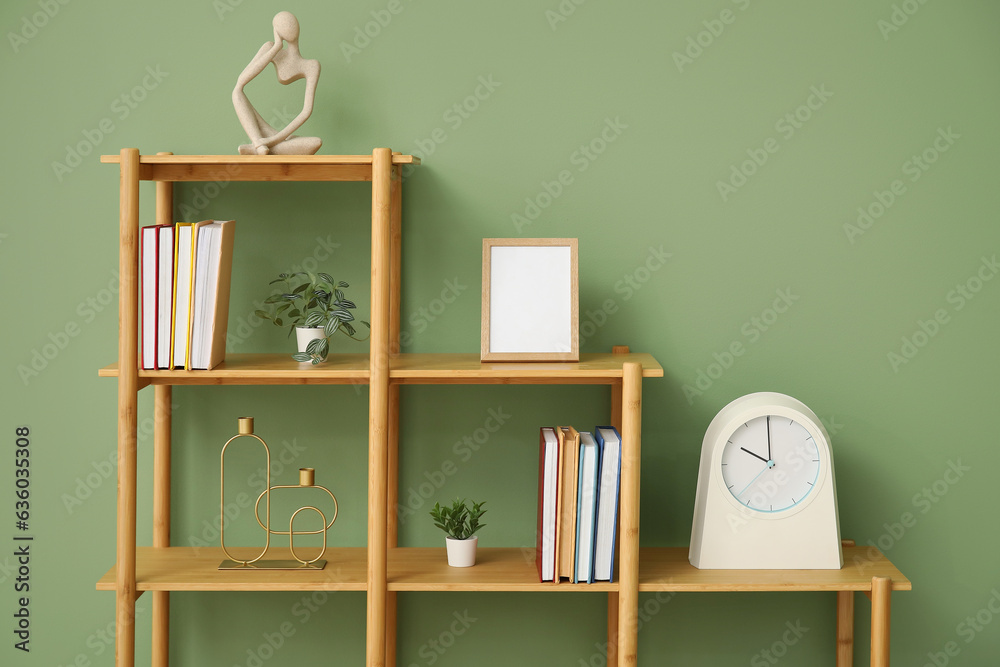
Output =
[{"x1": 219, "y1": 417, "x2": 338, "y2": 570}]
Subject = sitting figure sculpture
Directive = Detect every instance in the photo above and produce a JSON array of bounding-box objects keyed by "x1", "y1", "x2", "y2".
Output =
[{"x1": 233, "y1": 11, "x2": 322, "y2": 155}]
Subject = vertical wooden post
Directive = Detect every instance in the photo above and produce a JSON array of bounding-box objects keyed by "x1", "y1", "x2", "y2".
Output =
[
  {"x1": 870, "y1": 577, "x2": 892, "y2": 667},
  {"x1": 367, "y1": 148, "x2": 393, "y2": 667},
  {"x1": 606, "y1": 345, "x2": 629, "y2": 667},
  {"x1": 836, "y1": 592, "x2": 854, "y2": 667},
  {"x1": 385, "y1": 157, "x2": 403, "y2": 667},
  {"x1": 151, "y1": 163, "x2": 172, "y2": 667},
  {"x1": 116, "y1": 148, "x2": 140, "y2": 667},
  {"x1": 617, "y1": 361, "x2": 642, "y2": 665}
]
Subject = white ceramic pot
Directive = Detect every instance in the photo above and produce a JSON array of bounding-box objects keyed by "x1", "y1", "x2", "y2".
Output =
[
  {"x1": 295, "y1": 326, "x2": 326, "y2": 353},
  {"x1": 445, "y1": 536, "x2": 478, "y2": 567}
]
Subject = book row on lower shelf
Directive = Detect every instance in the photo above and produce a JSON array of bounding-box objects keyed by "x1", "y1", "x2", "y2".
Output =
[
  {"x1": 537, "y1": 425, "x2": 621, "y2": 584},
  {"x1": 141, "y1": 219, "x2": 234, "y2": 371}
]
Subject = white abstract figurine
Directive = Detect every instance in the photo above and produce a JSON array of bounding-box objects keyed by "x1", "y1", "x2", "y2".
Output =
[{"x1": 233, "y1": 11, "x2": 321, "y2": 155}]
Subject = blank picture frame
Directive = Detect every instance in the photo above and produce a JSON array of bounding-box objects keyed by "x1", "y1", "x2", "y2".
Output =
[{"x1": 481, "y1": 238, "x2": 579, "y2": 362}]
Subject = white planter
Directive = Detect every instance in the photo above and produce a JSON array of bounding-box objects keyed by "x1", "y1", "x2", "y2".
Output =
[
  {"x1": 295, "y1": 326, "x2": 326, "y2": 353},
  {"x1": 445, "y1": 536, "x2": 478, "y2": 567}
]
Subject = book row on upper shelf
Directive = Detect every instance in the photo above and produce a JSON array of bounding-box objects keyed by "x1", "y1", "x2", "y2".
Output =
[
  {"x1": 537, "y1": 426, "x2": 621, "y2": 584},
  {"x1": 141, "y1": 220, "x2": 234, "y2": 371}
]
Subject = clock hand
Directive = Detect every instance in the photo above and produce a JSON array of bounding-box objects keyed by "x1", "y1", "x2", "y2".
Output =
[
  {"x1": 740, "y1": 447, "x2": 770, "y2": 465},
  {"x1": 736, "y1": 464, "x2": 770, "y2": 498},
  {"x1": 767, "y1": 415, "x2": 771, "y2": 461}
]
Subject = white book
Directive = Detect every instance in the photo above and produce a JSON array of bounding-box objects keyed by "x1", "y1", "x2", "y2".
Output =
[
  {"x1": 594, "y1": 427, "x2": 622, "y2": 581},
  {"x1": 156, "y1": 225, "x2": 174, "y2": 369},
  {"x1": 575, "y1": 432, "x2": 600, "y2": 583},
  {"x1": 140, "y1": 226, "x2": 158, "y2": 370},
  {"x1": 540, "y1": 427, "x2": 559, "y2": 582},
  {"x1": 188, "y1": 220, "x2": 235, "y2": 370}
]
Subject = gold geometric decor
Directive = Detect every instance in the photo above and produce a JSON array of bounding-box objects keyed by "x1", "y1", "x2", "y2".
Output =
[{"x1": 219, "y1": 417, "x2": 338, "y2": 570}]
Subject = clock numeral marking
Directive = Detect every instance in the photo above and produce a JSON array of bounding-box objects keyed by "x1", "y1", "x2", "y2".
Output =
[
  {"x1": 728, "y1": 484, "x2": 734, "y2": 489},
  {"x1": 789, "y1": 419, "x2": 793, "y2": 425},
  {"x1": 792, "y1": 498, "x2": 797, "y2": 503},
  {"x1": 806, "y1": 436, "x2": 814, "y2": 441},
  {"x1": 812, "y1": 459, "x2": 819, "y2": 462},
  {"x1": 770, "y1": 505, "x2": 773, "y2": 511},
  {"x1": 744, "y1": 423, "x2": 749, "y2": 428},
  {"x1": 807, "y1": 481, "x2": 813, "y2": 486}
]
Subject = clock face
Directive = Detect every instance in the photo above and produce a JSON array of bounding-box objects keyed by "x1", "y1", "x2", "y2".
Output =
[{"x1": 720, "y1": 415, "x2": 820, "y2": 513}]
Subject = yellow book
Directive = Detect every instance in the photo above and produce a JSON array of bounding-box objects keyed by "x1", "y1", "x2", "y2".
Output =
[{"x1": 170, "y1": 223, "x2": 194, "y2": 369}]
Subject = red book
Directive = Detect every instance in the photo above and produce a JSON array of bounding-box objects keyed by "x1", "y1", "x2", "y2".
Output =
[{"x1": 139, "y1": 224, "x2": 166, "y2": 370}]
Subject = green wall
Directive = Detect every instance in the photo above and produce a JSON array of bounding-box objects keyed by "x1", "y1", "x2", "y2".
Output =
[{"x1": 2, "y1": 0, "x2": 998, "y2": 665}]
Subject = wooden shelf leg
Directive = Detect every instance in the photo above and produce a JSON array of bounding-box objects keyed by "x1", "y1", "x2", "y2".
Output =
[
  {"x1": 116, "y1": 147, "x2": 140, "y2": 667},
  {"x1": 606, "y1": 346, "x2": 628, "y2": 667},
  {"x1": 367, "y1": 148, "x2": 393, "y2": 667},
  {"x1": 385, "y1": 157, "x2": 403, "y2": 667},
  {"x1": 837, "y1": 591, "x2": 854, "y2": 667},
  {"x1": 617, "y1": 361, "x2": 643, "y2": 665},
  {"x1": 870, "y1": 577, "x2": 892, "y2": 667},
  {"x1": 151, "y1": 160, "x2": 173, "y2": 667}
]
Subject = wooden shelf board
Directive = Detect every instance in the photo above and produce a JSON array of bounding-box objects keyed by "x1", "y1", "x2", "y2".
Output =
[
  {"x1": 637, "y1": 546, "x2": 912, "y2": 592},
  {"x1": 388, "y1": 548, "x2": 617, "y2": 592},
  {"x1": 100, "y1": 153, "x2": 419, "y2": 182},
  {"x1": 96, "y1": 546, "x2": 907, "y2": 594},
  {"x1": 98, "y1": 353, "x2": 371, "y2": 385},
  {"x1": 391, "y1": 352, "x2": 664, "y2": 384},
  {"x1": 100, "y1": 154, "x2": 420, "y2": 165},
  {"x1": 98, "y1": 352, "x2": 663, "y2": 386},
  {"x1": 96, "y1": 547, "x2": 367, "y2": 591}
]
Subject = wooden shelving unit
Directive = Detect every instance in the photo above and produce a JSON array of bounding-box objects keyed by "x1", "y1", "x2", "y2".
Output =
[{"x1": 99, "y1": 150, "x2": 908, "y2": 667}]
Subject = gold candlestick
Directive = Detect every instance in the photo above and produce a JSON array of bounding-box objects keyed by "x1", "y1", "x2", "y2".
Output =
[{"x1": 219, "y1": 418, "x2": 338, "y2": 570}]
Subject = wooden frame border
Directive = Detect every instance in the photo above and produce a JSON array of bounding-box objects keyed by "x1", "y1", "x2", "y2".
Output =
[{"x1": 481, "y1": 238, "x2": 579, "y2": 362}]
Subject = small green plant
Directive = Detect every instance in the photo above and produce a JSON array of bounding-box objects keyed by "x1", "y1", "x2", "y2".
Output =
[
  {"x1": 430, "y1": 498, "x2": 487, "y2": 540},
  {"x1": 255, "y1": 271, "x2": 370, "y2": 364}
]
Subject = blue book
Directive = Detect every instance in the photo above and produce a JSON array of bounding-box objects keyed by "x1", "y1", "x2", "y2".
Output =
[
  {"x1": 575, "y1": 432, "x2": 600, "y2": 583},
  {"x1": 593, "y1": 426, "x2": 622, "y2": 582}
]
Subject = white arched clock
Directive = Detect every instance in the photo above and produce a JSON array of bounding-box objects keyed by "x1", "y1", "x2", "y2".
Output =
[{"x1": 689, "y1": 392, "x2": 842, "y2": 569}]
